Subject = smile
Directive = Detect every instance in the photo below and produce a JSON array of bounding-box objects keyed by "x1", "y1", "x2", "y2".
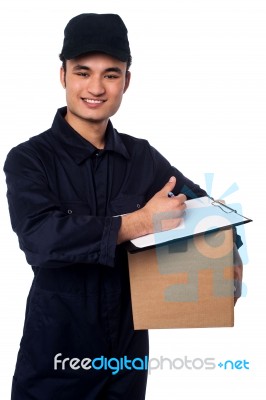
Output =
[{"x1": 82, "y1": 98, "x2": 106, "y2": 104}]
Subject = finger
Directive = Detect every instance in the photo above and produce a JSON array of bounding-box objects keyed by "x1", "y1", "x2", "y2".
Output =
[
  {"x1": 174, "y1": 193, "x2": 187, "y2": 206},
  {"x1": 156, "y1": 176, "x2": 176, "y2": 197}
]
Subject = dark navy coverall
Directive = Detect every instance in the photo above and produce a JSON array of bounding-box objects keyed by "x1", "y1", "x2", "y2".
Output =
[{"x1": 4, "y1": 107, "x2": 207, "y2": 399}]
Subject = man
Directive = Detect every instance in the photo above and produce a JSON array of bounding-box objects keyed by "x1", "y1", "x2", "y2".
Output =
[{"x1": 4, "y1": 13, "x2": 241, "y2": 400}]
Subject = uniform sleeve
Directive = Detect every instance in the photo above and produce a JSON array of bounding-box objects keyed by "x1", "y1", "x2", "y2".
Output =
[
  {"x1": 3, "y1": 146, "x2": 121, "y2": 268},
  {"x1": 146, "y1": 144, "x2": 207, "y2": 200}
]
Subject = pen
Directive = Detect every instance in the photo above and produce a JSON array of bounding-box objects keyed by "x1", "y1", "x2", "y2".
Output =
[{"x1": 168, "y1": 192, "x2": 175, "y2": 198}]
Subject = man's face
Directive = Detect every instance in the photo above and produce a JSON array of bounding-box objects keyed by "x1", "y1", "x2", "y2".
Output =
[{"x1": 60, "y1": 53, "x2": 130, "y2": 128}]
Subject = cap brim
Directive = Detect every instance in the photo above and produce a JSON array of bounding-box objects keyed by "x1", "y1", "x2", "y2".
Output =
[{"x1": 63, "y1": 43, "x2": 129, "y2": 62}]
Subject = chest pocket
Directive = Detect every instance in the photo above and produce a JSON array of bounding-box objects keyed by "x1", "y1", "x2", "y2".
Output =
[
  {"x1": 110, "y1": 194, "x2": 146, "y2": 216},
  {"x1": 60, "y1": 201, "x2": 91, "y2": 215}
]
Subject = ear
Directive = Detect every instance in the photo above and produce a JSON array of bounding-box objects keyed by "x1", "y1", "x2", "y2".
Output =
[
  {"x1": 60, "y1": 66, "x2": 66, "y2": 88},
  {"x1": 123, "y1": 71, "x2": 131, "y2": 93}
]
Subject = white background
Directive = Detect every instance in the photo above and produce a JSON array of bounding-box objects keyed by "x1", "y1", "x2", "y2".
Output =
[{"x1": 0, "y1": 0, "x2": 265, "y2": 398}]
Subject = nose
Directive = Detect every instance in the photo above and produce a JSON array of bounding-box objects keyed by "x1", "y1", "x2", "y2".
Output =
[{"x1": 87, "y1": 76, "x2": 105, "y2": 96}]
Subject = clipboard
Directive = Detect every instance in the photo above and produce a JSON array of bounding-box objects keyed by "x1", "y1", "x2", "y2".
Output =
[{"x1": 127, "y1": 196, "x2": 252, "y2": 253}]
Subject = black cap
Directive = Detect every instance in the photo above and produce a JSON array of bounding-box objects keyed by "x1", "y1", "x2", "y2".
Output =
[{"x1": 60, "y1": 13, "x2": 131, "y2": 62}]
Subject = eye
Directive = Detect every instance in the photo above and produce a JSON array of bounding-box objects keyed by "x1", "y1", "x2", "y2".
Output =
[
  {"x1": 105, "y1": 74, "x2": 119, "y2": 79},
  {"x1": 76, "y1": 72, "x2": 89, "y2": 77}
]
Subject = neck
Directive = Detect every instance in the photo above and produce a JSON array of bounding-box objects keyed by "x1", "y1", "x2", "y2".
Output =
[{"x1": 65, "y1": 112, "x2": 108, "y2": 149}]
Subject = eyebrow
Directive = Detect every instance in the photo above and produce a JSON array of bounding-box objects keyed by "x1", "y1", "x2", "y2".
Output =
[{"x1": 72, "y1": 65, "x2": 123, "y2": 74}]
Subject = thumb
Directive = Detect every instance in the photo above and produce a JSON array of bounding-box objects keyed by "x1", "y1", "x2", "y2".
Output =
[{"x1": 157, "y1": 176, "x2": 176, "y2": 197}]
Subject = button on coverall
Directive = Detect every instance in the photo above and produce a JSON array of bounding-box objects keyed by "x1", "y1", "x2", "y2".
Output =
[{"x1": 4, "y1": 107, "x2": 207, "y2": 399}]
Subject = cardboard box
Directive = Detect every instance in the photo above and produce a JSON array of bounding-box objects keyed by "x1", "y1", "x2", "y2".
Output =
[{"x1": 128, "y1": 228, "x2": 234, "y2": 329}]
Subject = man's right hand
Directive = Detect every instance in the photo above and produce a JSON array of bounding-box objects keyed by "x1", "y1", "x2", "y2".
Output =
[{"x1": 117, "y1": 176, "x2": 187, "y2": 244}]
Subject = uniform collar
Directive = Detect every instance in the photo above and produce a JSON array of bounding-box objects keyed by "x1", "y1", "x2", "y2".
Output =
[{"x1": 51, "y1": 107, "x2": 130, "y2": 164}]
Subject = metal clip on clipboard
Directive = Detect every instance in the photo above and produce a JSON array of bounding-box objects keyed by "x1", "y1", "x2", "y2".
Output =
[{"x1": 207, "y1": 195, "x2": 251, "y2": 220}]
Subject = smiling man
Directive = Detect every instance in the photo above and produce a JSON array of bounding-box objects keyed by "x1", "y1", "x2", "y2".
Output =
[
  {"x1": 4, "y1": 13, "x2": 211, "y2": 400},
  {"x1": 61, "y1": 54, "x2": 130, "y2": 145}
]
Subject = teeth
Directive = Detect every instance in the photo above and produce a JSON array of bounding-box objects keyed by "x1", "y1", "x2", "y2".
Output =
[{"x1": 83, "y1": 99, "x2": 103, "y2": 104}]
